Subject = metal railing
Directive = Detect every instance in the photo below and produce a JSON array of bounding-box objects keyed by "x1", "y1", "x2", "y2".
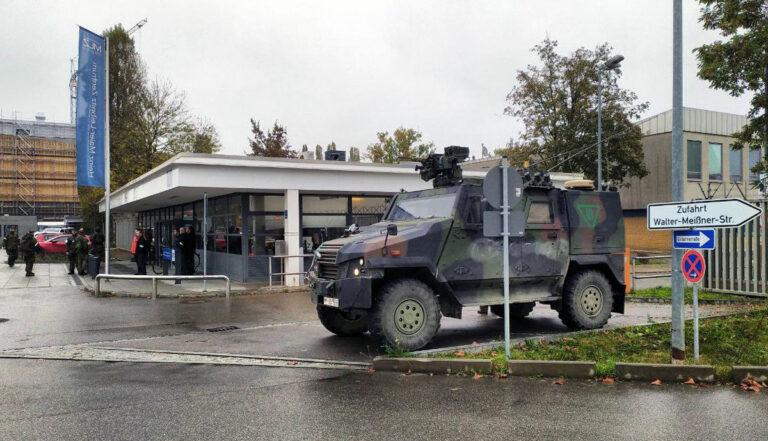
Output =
[
  {"x1": 268, "y1": 254, "x2": 313, "y2": 287},
  {"x1": 94, "y1": 274, "x2": 231, "y2": 299},
  {"x1": 629, "y1": 254, "x2": 671, "y2": 291}
]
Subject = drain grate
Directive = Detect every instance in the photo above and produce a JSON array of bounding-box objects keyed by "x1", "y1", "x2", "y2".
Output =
[{"x1": 206, "y1": 325, "x2": 240, "y2": 333}]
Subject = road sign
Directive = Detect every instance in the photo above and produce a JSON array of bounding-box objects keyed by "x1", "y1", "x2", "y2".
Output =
[
  {"x1": 647, "y1": 198, "x2": 762, "y2": 230},
  {"x1": 672, "y1": 229, "x2": 715, "y2": 250},
  {"x1": 681, "y1": 249, "x2": 706, "y2": 284}
]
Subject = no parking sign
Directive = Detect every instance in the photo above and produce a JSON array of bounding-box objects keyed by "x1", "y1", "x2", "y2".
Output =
[{"x1": 681, "y1": 249, "x2": 705, "y2": 284}]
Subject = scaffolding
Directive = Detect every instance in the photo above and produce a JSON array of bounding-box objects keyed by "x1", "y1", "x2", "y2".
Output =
[{"x1": 0, "y1": 117, "x2": 79, "y2": 219}]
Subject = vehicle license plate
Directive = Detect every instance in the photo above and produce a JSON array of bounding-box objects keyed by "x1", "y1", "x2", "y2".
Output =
[{"x1": 323, "y1": 297, "x2": 340, "y2": 307}]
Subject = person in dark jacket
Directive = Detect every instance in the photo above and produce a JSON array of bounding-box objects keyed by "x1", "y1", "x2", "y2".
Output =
[
  {"x1": 65, "y1": 232, "x2": 78, "y2": 275},
  {"x1": 183, "y1": 226, "x2": 196, "y2": 275},
  {"x1": 3, "y1": 229, "x2": 19, "y2": 267},
  {"x1": 91, "y1": 227, "x2": 105, "y2": 261},
  {"x1": 19, "y1": 231, "x2": 38, "y2": 277},
  {"x1": 173, "y1": 227, "x2": 185, "y2": 284},
  {"x1": 134, "y1": 229, "x2": 149, "y2": 275}
]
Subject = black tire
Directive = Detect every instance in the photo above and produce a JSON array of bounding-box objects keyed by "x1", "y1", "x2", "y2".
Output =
[
  {"x1": 370, "y1": 278, "x2": 441, "y2": 351},
  {"x1": 490, "y1": 302, "x2": 536, "y2": 319},
  {"x1": 317, "y1": 305, "x2": 369, "y2": 337},
  {"x1": 558, "y1": 270, "x2": 614, "y2": 330}
]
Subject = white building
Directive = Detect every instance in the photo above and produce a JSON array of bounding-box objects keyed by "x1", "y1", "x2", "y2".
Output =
[{"x1": 101, "y1": 153, "x2": 581, "y2": 285}]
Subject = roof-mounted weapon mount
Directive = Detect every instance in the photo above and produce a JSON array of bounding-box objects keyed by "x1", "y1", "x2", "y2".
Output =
[{"x1": 416, "y1": 146, "x2": 470, "y2": 188}]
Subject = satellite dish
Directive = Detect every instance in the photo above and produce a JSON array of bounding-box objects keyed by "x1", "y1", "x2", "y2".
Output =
[{"x1": 483, "y1": 165, "x2": 524, "y2": 210}]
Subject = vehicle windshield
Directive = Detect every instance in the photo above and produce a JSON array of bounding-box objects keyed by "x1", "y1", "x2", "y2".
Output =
[{"x1": 386, "y1": 193, "x2": 457, "y2": 220}]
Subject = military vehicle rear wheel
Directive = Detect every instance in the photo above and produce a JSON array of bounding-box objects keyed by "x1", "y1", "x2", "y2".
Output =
[
  {"x1": 559, "y1": 270, "x2": 613, "y2": 330},
  {"x1": 370, "y1": 278, "x2": 441, "y2": 351},
  {"x1": 317, "y1": 305, "x2": 369, "y2": 336},
  {"x1": 490, "y1": 302, "x2": 535, "y2": 319}
]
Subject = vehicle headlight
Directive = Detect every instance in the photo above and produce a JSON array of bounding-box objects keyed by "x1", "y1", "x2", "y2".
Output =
[
  {"x1": 349, "y1": 257, "x2": 365, "y2": 277},
  {"x1": 314, "y1": 250, "x2": 322, "y2": 260}
]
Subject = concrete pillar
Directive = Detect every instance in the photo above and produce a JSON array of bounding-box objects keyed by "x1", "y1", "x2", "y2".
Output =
[{"x1": 284, "y1": 189, "x2": 302, "y2": 286}]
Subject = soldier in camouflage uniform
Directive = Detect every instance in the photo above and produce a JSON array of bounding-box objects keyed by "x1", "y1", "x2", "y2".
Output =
[
  {"x1": 2, "y1": 229, "x2": 19, "y2": 267},
  {"x1": 307, "y1": 147, "x2": 626, "y2": 350},
  {"x1": 65, "y1": 232, "x2": 78, "y2": 275},
  {"x1": 74, "y1": 229, "x2": 89, "y2": 276},
  {"x1": 19, "y1": 231, "x2": 38, "y2": 277}
]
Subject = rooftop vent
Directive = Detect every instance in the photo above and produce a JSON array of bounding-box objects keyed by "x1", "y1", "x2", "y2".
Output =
[{"x1": 34, "y1": 113, "x2": 46, "y2": 121}]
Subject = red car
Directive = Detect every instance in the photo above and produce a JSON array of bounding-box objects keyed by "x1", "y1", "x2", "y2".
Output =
[{"x1": 38, "y1": 234, "x2": 91, "y2": 254}]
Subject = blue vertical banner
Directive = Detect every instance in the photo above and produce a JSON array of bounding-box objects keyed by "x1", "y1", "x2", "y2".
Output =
[{"x1": 75, "y1": 26, "x2": 106, "y2": 188}]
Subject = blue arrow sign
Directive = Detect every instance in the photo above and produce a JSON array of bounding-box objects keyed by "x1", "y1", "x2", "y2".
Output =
[{"x1": 673, "y1": 229, "x2": 716, "y2": 250}]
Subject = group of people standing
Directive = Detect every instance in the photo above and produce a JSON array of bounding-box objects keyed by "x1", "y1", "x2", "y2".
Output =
[
  {"x1": 1, "y1": 227, "x2": 104, "y2": 277},
  {"x1": 131, "y1": 226, "x2": 195, "y2": 279},
  {"x1": 66, "y1": 228, "x2": 105, "y2": 277},
  {"x1": 2, "y1": 230, "x2": 39, "y2": 276}
]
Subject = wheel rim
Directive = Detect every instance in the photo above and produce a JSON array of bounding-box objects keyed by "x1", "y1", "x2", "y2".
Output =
[
  {"x1": 394, "y1": 299, "x2": 425, "y2": 335},
  {"x1": 579, "y1": 285, "x2": 603, "y2": 317}
]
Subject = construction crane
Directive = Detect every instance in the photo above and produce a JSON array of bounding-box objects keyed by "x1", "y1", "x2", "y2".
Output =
[{"x1": 69, "y1": 19, "x2": 147, "y2": 124}]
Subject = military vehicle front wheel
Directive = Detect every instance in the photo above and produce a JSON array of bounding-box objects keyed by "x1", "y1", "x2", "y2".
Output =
[
  {"x1": 559, "y1": 270, "x2": 613, "y2": 330},
  {"x1": 317, "y1": 305, "x2": 369, "y2": 336},
  {"x1": 370, "y1": 278, "x2": 442, "y2": 351},
  {"x1": 490, "y1": 302, "x2": 535, "y2": 319}
]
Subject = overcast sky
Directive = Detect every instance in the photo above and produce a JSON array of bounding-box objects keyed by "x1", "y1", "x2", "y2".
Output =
[{"x1": 0, "y1": 0, "x2": 754, "y2": 159}]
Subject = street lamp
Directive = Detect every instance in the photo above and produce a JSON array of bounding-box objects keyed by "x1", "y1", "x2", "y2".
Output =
[{"x1": 596, "y1": 54, "x2": 624, "y2": 190}]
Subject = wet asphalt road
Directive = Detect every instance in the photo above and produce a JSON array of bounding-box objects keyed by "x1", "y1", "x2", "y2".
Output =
[
  {"x1": 1, "y1": 358, "x2": 766, "y2": 441},
  {"x1": 1, "y1": 270, "x2": 766, "y2": 440}
]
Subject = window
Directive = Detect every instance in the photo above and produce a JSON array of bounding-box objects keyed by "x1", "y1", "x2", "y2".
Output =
[
  {"x1": 302, "y1": 195, "x2": 347, "y2": 214},
  {"x1": 248, "y1": 214, "x2": 285, "y2": 255},
  {"x1": 351, "y1": 196, "x2": 388, "y2": 226},
  {"x1": 729, "y1": 146, "x2": 742, "y2": 182},
  {"x1": 749, "y1": 149, "x2": 761, "y2": 181},
  {"x1": 708, "y1": 142, "x2": 722, "y2": 181},
  {"x1": 386, "y1": 193, "x2": 457, "y2": 221},
  {"x1": 249, "y1": 195, "x2": 284, "y2": 212},
  {"x1": 527, "y1": 201, "x2": 553, "y2": 224},
  {"x1": 687, "y1": 140, "x2": 702, "y2": 179}
]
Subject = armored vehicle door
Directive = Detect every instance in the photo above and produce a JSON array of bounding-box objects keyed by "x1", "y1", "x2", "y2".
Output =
[
  {"x1": 519, "y1": 189, "x2": 568, "y2": 279},
  {"x1": 437, "y1": 185, "x2": 523, "y2": 306}
]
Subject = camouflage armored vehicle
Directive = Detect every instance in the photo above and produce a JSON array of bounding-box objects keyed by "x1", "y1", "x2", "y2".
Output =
[{"x1": 307, "y1": 146, "x2": 626, "y2": 350}]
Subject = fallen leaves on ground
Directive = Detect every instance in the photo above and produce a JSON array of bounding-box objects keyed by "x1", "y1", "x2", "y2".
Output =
[
  {"x1": 453, "y1": 350, "x2": 466, "y2": 357},
  {"x1": 650, "y1": 379, "x2": 663, "y2": 386},
  {"x1": 286, "y1": 360, "x2": 298, "y2": 366},
  {"x1": 497, "y1": 372, "x2": 509, "y2": 379},
  {"x1": 473, "y1": 373, "x2": 483, "y2": 380},
  {"x1": 553, "y1": 378, "x2": 565, "y2": 385},
  {"x1": 366, "y1": 367, "x2": 376, "y2": 374},
  {"x1": 683, "y1": 378, "x2": 696, "y2": 385},
  {"x1": 601, "y1": 377, "x2": 615, "y2": 385},
  {"x1": 740, "y1": 378, "x2": 763, "y2": 393}
]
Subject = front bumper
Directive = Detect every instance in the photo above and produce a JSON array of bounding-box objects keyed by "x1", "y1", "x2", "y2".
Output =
[{"x1": 310, "y1": 276, "x2": 374, "y2": 309}]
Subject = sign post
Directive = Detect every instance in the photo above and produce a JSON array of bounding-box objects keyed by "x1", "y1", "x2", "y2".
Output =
[
  {"x1": 501, "y1": 157, "x2": 511, "y2": 359},
  {"x1": 681, "y1": 249, "x2": 706, "y2": 360}
]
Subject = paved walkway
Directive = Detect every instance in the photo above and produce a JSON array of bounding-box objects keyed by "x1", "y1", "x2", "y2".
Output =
[{"x1": 0, "y1": 251, "x2": 74, "y2": 290}]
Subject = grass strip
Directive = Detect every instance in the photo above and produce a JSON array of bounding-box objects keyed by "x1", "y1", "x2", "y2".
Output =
[{"x1": 440, "y1": 308, "x2": 768, "y2": 380}]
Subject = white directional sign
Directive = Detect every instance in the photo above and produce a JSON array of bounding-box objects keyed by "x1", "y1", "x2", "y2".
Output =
[{"x1": 647, "y1": 198, "x2": 762, "y2": 230}]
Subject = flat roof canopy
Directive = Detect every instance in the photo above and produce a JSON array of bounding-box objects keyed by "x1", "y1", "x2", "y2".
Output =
[{"x1": 100, "y1": 153, "x2": 582, "y2": 213}]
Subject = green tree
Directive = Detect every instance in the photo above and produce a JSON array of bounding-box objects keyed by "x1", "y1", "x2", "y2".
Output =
[
  {"x1": 694, "y1": 0, "x2": 768, "y2": 188},
  {"x1": 135, "y1": 79, "x2": 191, "y2": 170},
  {"x1": 248, "y1": 120, "x2": 296, "y2": 158},
  {"x1": 163, "y1": 118, "x2": 221, "y2": 159},
  {"x1": 104, "y1": 24, "x2": 146, "y2": 189},
  {"x1": 505, "y1": 38, "x2": 649, "y2": 186},
  {"x1": 315, "y1": 144, "x2": 323, "y2": 160},
  {"x1": 326, "y1": 141, "x2": 337, "y2": 151},
  {"x1": 366, "y1": 127, "x2": 434, "y2": 163},
  {"x1": 494, "y1": 140, "x2": 540, "y2": 168},
  {"x1": 349, "y1": 147, "x2": 361, "y2": 162}
]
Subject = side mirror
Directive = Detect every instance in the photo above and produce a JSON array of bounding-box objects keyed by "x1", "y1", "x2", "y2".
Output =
[{"x1": 386, "y1": 224, "x2": 398, "y2": 236}]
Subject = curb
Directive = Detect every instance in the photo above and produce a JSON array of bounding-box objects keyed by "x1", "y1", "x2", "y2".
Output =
[
  {"x1": 615, "y1": 362, "x2": 715, "y2": 383},
  {"x1": 732, "y1": 366, "x2": 768, "y2": 383},
  {"x1": 372, "y1": 357, "x2": 493, "y2": 374},
  {"x1": 507, "y1": 360, "x2": 595, "y2": 378}
]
